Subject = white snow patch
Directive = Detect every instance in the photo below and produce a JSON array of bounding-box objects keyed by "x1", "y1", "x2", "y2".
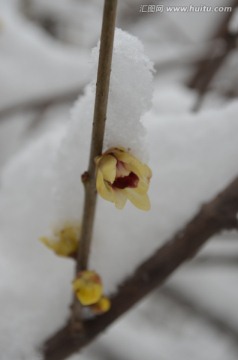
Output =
[{"x1": 0, "y1": 4, "x2": 90, "y2": 110}]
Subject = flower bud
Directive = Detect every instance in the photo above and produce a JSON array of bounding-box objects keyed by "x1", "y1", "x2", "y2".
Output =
[
  {"x1": 72, "y1": 271, "x2": 103, "y2": 306},
  {"x1": 40, "y1": 224, "x2": 80, "y2": 257},
  {"x1": 90, "y1": 296, "x2": 111, "y2": 314}
]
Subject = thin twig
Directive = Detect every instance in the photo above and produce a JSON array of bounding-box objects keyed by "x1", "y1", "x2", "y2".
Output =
[
  {"x1": 70, "y1": 0, "x2": 118, "y2": 332},
  {"x1": 43, "y1": 176, "x2": 238, "y2": 360},
  {"x1": 77, "y1": 0, "x2": 117, "y2": 271},
  {"x1": 191, "y1": 33, "x2": 237, "y2": 112},
  {"x1": 188, "y1": 0, "x2": 238, "y2": 111}
]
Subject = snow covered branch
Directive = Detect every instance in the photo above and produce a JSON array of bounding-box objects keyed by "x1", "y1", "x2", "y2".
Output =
[
  {"x1": 43, "y1": 176, "x2": 238, "y2": 360},
  {"x1": 70, "y1": 0, "x2": 117, "y2": 331}
]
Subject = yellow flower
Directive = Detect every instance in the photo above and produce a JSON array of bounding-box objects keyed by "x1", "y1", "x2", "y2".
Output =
[
  {"x1": 95, "y1": 147, "x2": 152, "y2": 210},
  {"x1": 90, "y1": 296, "x2": 111, "y2": 314},
  {"x1": 40, "y1": 223, "x2": 80, "y2": 257},
  {"x1": 72, "y1": 271, "x2": 103, "y2": 306}
]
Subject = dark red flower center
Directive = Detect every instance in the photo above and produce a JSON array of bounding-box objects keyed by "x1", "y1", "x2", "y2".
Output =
[{"x1": 112, "y1": 172, "x2": 139, "y2": 189}]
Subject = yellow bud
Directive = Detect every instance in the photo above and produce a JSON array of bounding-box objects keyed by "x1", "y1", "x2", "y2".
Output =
[
  {"x1": 40, "y1": 223, "x2": 80, "y2": 257},
  {"x1": 72, "y1": 271, "x2": 103, "y2": 306},
  {"x1": 90, "y1": 296, "x2": 111, "y2": 314}
]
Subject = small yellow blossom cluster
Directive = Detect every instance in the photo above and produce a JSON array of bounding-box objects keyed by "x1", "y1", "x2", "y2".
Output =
[
  {"x1": 72, "y1": 270, "x2": 111, "y2": 314},
  {"x1": 40, "y1": 227, "x2": 110, "y2": 314},
  {"x1": 95, "y1": 147, "x2": 152, "y2": 210},
  {"x1": 40, "y1": 223, "x2": 80, "y2": 257}
]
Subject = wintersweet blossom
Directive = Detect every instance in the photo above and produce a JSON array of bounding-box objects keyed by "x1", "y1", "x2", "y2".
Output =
[
  {"x1": 90, "y1": 296, "x2": 111, "y2": 314},
  {"x1": 95, "y1": 147, "x2": 152, "y2": 210},
  {"x1": 40, "y1": 223, "x2": 80, "y2": 257},
  {"x1": 72, "y1": 270, "x2": 103, "y2": 306}
]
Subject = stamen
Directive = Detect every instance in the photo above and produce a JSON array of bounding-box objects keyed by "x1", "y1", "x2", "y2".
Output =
[{"x1": 113, "y1": 172, "x2": 139, "y2": 189}]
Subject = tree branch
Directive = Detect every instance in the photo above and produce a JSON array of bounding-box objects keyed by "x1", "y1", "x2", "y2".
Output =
[
  {"x1": 43, "y1": 176, "x2": 238, "y2": 360},
  {"x1": 188, "y1": 0, "x2": 238, "y2": 111},
  {"x1": 70, "y1": 0, "x2": 118, "y2": 331}
]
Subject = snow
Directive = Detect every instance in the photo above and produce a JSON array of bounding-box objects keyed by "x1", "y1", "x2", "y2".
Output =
[
  {"x1": 0, "y1": 110, "x2": 34, "y2": 169},
  {"x1": 152, "y1": 83, "x2": 196, "y2": 114},
  {"x1": 0, "y1": 127, "x2": 73, "y2": 360},
  {"x1": 0, "y1": 1, "x2": 238, "y2": 359},
  {"x1": 0, "y1": 2, "x2": 90, "y2": 110}
]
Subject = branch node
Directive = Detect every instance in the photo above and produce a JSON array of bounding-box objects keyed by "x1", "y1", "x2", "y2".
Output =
[{"x1": 81, "y1": 171, "x2": 90, "y2": 184}]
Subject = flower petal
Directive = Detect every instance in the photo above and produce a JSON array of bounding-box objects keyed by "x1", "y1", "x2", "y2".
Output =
[
  {"x1": 96, "y1": 169, "x2": 114, "y2": 202},
  {"x1": 113, "y1": 189, "x2": 128, "y2": 209},
  {"x1": 98, "y1": 155, "x2": 117, "y2": 183},
  {"x1": 125, "y1": 188, "x2": 151, "y2": 211},
  {"x1": 126, "y1": 158, "x2": 152, "y2": 180},
  {"x1": 112, "y1": 148, "x2": 152, "y2": 180},
  {"x1": 40, "y1": 237, "x2": 56, "y2": 251},
  {"x1": 116, "y1": 160, "x2": 130, "y2": 177},
  {"x1": 136, "y1": 177, "x2": 150, "y2": 195}
]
